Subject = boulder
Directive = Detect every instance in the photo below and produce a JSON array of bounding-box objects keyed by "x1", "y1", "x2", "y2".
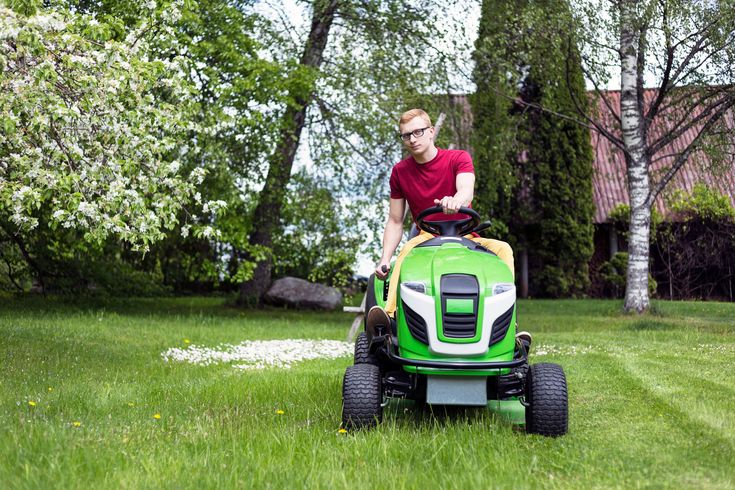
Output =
[{"x1": 264, "y1": 276, "x2": 343, "y2": 310}]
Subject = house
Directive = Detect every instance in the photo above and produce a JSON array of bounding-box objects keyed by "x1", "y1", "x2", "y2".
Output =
[{"x1": 443, "y1": 91, "x2": 735, "y2": 297}]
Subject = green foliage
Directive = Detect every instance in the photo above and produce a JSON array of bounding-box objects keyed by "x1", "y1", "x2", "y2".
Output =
[
  {"x1": 272, "y1": 172, "x2": 361, "y2": 288},
  {"x1": 0, "y1": 5, "x2": 225, "y2": 251},
  {"x1": 598, "y1": 252, "x2": 629, "y2": 298},
  {"x1": 472, "y1": 0, "x2": 595, "y2": 297},
  {"x1": 470, "y1": 0, "x2": 522, "y2": 227},
  {"x1": 10, "y1": 0, "x2": 287, "y2": 293},
  {"x1": 653, "y1": 185, "x2": 735, "y2": 300},
  {"x1": 669, "y1": 183, "x2": 735, "y2": 221},
  {"x1": 609, "y1": 203, "x2": 664, "y2": 239}
]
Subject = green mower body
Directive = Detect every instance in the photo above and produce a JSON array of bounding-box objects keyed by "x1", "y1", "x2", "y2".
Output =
[
  {"x1": 342, "y1": 207, "x2": 568, "y2": 436},
  {"x1": 376, "y1": 240, "x2": 517, "y2": 376}
]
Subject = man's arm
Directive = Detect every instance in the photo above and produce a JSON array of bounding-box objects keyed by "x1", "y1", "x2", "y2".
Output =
[
  {"x1": 434, "y1": 172, "x2": 475, "y2": 213},
  {"x1": 375, "y1": 198, "x2": 406, "y2": 279}
]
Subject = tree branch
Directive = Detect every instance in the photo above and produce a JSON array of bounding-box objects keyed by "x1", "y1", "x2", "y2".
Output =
[
  {"x1": 648, "y1": 89, "x2": 733, "y2": 156},
  {"x1": 647, "y1": 97, "x2": 735, "y2": 206}
]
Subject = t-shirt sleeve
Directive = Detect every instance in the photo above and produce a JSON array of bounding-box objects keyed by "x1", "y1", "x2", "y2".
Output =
[
  {"x1": 455, "y1": 150, "x2": 474, "y2": 174},
  {"x1": 389, "y1": 167, "x2": 403, "y2": 199}
]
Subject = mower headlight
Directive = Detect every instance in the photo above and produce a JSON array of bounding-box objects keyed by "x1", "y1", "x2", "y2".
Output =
[
  {"x1": 403, "y1": 282, "x2": 426, "y2": 294},
  {"x1": 492, "y1": 283, "x2": 515, "y2": 296}
]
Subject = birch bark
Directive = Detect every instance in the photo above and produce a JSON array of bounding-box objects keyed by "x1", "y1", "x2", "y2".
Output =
[{"x1": 619, "y1": 0, "x2": 651, "y2": 312}]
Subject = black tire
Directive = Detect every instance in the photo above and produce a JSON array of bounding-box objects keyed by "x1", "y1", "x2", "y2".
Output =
[
  {"x1": 525, "y1": 363, "x2": 568, "y2": 436},
  {"x1": 354, "y1": 332, "x2": 378, "y2": 365},
  {"x1": 342, "y1": 364, "x2": 383, "y2": 429}
]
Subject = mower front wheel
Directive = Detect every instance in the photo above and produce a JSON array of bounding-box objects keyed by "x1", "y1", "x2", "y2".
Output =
[
  {"x1": 342, "y1": 363, "x2": 383, "y2": 429},
  {"x1": 525, "y1": 362, "x2": 568, "y2": 436}
]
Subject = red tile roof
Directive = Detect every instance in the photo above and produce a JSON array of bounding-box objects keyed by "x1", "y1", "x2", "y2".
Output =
[
  {"x1": 591, "y1": 89, "x2": 735, "y2": 223},
  {"x1": 448, "y1": 92, "x2": 735, "y2": 223}
]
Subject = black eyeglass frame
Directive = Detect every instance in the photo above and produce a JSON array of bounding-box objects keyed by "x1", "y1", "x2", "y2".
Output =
[{"x1": 399, "y1": 126, "x2": 431, "y2": 141}]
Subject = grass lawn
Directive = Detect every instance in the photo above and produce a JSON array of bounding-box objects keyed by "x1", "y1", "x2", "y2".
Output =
[{"x1": 1, "y1": 296, "x2": 734, "y2": 489}]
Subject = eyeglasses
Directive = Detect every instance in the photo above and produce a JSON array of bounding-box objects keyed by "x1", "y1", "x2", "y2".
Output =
[{"x1": 399, "y1": 126, "x2": 431, "y2": 141}]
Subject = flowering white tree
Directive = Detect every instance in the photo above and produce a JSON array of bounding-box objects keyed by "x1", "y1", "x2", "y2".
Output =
[{"x1": 0, "y1": 6, "x2": 224, "y2": 260}]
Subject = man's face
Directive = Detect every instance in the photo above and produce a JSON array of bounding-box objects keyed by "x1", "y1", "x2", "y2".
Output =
[{"x1": 399, "y1": 117, "x2": 434, "y2": 156}]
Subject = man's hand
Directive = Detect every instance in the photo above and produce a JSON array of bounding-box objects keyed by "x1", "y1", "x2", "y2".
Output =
[
  {"x1": 375, "y1": 261, "x2": 390, "y2": 280},
  {"x1": 434, "y1": 196, "x2": 462, "y2": 214}
]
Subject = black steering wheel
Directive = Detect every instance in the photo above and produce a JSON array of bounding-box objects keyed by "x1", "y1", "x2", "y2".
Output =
[{"x1": 415, "y1": 206, "x2": 481, "y2": 237}]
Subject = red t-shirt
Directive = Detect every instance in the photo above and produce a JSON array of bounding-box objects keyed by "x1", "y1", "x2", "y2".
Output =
[{"x1": 389, "y1": 148, "x2": 474, "y2": 222}]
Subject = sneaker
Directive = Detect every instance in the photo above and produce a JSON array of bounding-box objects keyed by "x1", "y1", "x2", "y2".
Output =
[
  {"x1": 516, "y1": 330, "x2": 532, "y2": 354},
  {"x1": 366, "y1": 305, "x2": 392, "y2": 341}
]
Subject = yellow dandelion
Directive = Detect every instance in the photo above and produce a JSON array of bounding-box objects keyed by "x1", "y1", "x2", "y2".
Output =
[
  {"x1": 184, "y1": 339, "x2": 191, "y2": 344},
  {"x1": 28, "y1": 401, "x2": 37, "y2": 407},
  {"x1": 338, "y1": 428, "x2": 348, "y2": 434},
  {"x1": 48, "y1": 387, "x2": 53, "y2": 392},
  {"x1": 276, "y1": 409, "x2": 284, "y2": 415},
  {"x1": 128, "y1": 402, "x2": 135, "y2": 407},
  {"x1": 152, "y1": 413, "x2": 161, "y2": 420},
  {"x1": 73, "y1": 421, "x2": 81, "y2": 427}
]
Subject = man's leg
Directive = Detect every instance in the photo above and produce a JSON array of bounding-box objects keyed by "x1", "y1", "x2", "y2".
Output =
[{"x1": 516, "y1": 331, "x2": 532, "y2": 355}]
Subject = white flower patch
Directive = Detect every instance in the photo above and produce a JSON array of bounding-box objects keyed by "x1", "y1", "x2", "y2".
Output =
[
  {"x1": 693, "y1": 344, "x2": 735, "y2": 354},
  {"x1": 533, "y1": 344, "x2": 602, "y2": 356},
  {"x1": 162, "y1": 339, "x2": 354, "y2": 370}
]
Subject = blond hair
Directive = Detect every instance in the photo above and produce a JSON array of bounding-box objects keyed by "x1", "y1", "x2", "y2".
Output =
[{"x1": 399, "y1": 109, "x2": 432, "y2": 127}]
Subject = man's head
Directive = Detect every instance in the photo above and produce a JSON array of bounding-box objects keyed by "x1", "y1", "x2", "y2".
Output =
[{"x1": 398, "y1": 109, "x2": 435, "y2": 158}]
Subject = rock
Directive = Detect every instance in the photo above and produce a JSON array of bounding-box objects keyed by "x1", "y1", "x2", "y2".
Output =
[{"x1": 264, "y1": 276, "x2": 343, "y2": 310}]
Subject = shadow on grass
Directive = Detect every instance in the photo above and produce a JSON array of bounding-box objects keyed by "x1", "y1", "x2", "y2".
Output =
[
  {"x1": 382, "y1": 399, "x2": 523, "y2": 432},
  {"x1": 626, "y1": 319, "x2": 676, "y2": 331}
]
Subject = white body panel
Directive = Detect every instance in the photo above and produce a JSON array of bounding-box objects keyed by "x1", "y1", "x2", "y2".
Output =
[{"x1": 400, "y1": 284, "x2": 516, "y2": 356}]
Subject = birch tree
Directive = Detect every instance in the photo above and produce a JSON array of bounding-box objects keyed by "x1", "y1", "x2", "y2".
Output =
[{"x1": 571, "y1": 0, "x2": 735, "y2": 312}]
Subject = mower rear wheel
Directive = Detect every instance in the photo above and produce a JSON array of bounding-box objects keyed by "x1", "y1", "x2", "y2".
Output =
[
  {"x1": 525, "y1": 362, "x2": 568, "y2": 436},
  {"x1": 342, "y1": 363, "x2": 383, "y2": 429},
  {"x1": 354, "y1": 332, "x2": 378, "y2": 365}
]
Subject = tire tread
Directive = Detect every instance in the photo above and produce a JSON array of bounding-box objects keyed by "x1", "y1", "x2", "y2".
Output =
[
  {"x1": 342, "y1": 364, "x2": 382, "y2": 429},
  {"x1": 525, "y1": 362, "x2": 568, "y2": 436}
]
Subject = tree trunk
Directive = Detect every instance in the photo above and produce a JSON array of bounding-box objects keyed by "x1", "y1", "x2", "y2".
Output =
[
  {"x1": 620, "y1": 1, "x2": 651, "y2": 313},
  {"x1": 0, "y1": 222, "x2": 46, "y2": 293},
  {"x1": 238, "y1": 0, "x2": 339, "y2": 306}
]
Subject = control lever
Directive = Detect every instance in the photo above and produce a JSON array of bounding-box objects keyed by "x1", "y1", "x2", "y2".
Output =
[{"x1": 382, "y1": 265, "x2": 389, "y2": 301}]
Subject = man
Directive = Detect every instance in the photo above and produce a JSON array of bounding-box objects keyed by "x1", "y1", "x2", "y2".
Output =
[{"x1": 367, "y1": 108, "x2": 530, "y2": 351}]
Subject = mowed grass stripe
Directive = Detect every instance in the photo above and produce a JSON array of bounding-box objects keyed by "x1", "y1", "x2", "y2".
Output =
[
  {"x1": 620, "y1": 355, "x2": 735, "y2": 437},
  {"x1": 569, "y1": 352, "x2": 734, "y2": 488}
]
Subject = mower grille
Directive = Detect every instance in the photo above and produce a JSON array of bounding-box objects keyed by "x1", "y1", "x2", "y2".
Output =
[
  {"x1": 489, "y1": 304, "x2": 515, "y2": 346},
  {"x1": 403, "y1": 303, "x2": 429, "y2": 344},
  {"x1": 442, "y1": 313, "x2": 477, "y2": 338},
  {"x1": 440, "y1": 274, "x2": 479, "y2": 339}
]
